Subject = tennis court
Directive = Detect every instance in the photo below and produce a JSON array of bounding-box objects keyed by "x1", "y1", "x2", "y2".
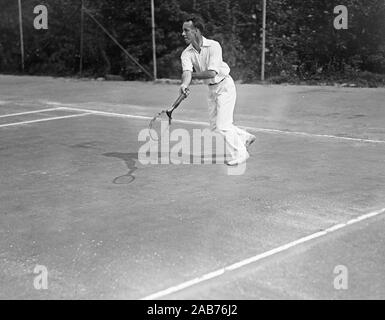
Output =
[{"x1": 0, "y1": 75, "x2": 384, "y2": 299}]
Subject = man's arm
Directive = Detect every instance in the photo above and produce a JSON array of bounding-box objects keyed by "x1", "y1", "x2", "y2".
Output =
[
  {"x1": 180, "y1": 70, "x2": 192, "y2": 95},
  {"x1": 192, "y1": 70, "x2": 217, "y2": 79},
  {"x1": 180, "y1": 70, "x2": 216, "y2": 94}
]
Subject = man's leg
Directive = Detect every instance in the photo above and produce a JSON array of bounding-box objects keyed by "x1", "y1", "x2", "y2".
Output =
[
  {"x1": 207, "y1": 90, "x2": 217, "y2": 131},
  {"x1": 207, "y1": 89, "x2": 228, "y2": 161},
  {"x1": 233, "y1": 123, "x2": 254, "y2": 142},
  {"x1": 214, "y1": 80, "x2": 249, "y2": 162}
]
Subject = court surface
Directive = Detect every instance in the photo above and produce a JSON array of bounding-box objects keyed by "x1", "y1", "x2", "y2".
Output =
[{"x1": 0, "y1": 75, "x2": 384, "y2": 299}]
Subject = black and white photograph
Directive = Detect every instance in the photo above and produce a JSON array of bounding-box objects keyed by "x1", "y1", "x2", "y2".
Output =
[{"x1": 0, "y1": 0, "x2": 384, "y2": 306}]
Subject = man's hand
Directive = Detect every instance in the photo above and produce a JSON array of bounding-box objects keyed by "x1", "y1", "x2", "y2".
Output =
[{"x1": 180, "y1": 84, "x2": 190, "y2": 96}]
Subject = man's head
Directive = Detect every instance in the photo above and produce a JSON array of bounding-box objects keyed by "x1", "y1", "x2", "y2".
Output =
[{"x1": 182, "y1": 16, "x2": 205, "y2": 45}]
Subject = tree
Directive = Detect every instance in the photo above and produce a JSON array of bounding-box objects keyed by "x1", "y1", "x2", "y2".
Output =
[{"x1": 0, "y1": 0, "x2": 384, "y2": 81}]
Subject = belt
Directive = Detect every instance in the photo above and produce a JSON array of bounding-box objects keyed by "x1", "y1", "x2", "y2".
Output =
[{"x1": 208, "y1": 77, "x2": 226, "y2": 86}]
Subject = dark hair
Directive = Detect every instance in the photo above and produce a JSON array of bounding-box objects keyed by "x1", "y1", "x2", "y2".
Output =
[{"x1": 184, "y1": 16, "x2": 205, "y2": 33}]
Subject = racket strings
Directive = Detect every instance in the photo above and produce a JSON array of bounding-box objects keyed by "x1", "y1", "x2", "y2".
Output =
[
  {"x1": 148, "y1": 92, "x2": 188, "y2": 141},
  {"x1": 149, "y1": 111, "x2": 172, "y2": 141}
]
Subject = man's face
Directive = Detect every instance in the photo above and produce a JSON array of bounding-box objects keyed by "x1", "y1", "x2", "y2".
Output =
[{"x1": 182, "y1": 21, "x2": 198, "y2": 44}]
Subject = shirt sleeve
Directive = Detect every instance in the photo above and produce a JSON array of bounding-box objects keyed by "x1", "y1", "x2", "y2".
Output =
[
  {"x1": 181, "y1": 51, "x2": 193, "y2": 72},
  {"x1": 207, "y1": 42, "x2": 222, "y2": 74}
]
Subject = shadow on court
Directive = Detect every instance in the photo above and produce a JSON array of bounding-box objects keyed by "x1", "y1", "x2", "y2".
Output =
[
  {"x1": 102, "y1": 152, "x2": 227, "y2": 185},
  {"x1": 103, "y1": 152, "x2": 139, "y2": 185}
]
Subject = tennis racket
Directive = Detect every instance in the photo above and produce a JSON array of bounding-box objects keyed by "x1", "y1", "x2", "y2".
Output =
[{"x1": 149, "y1": 90, "x2": 189, "y2": 141}]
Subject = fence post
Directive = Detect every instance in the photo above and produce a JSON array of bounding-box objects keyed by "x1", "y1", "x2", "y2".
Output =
[
  {"x1": 18, "y1": 0, "x2": 25, "y2": 72},
  {"x1": 261, "y1": 0, "x2": 266, "y2": 81},
  {"x1": 79, "y1": 0, "x2": 84, "y2": 76},
  {"x1": 151, "y1": 0, "x2": 157, "y2": 80}
]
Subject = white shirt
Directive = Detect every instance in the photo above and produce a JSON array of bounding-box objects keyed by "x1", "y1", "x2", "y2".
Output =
[{"x1": 181, "y1": 37, "x2": 230, "y2": 85}]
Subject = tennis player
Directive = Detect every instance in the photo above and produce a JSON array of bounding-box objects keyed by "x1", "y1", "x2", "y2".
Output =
[{"x1": 180, "y1": 16, "x2": 256, "y2": 166}]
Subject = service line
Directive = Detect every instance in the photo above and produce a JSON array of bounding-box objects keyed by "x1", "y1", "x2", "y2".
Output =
[{"x1": 47, "y1": 101, "x2": 385, "y2": 144}]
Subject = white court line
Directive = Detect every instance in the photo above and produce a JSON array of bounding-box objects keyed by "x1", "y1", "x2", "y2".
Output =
[
  {"x1": 245, "y1": 127, "x2": 385, "y2": 144},
  {"x1": 0, "y1": 113, "x2": 91, "y2": 128},
  {"x1": 48, "y1": 103, "x2": 156, "y2": 121},
  {"x1": 0, "y1": 107, "x2": 62, "y2": 119},
  {"x1": 47, "y1": 101, "x2": 385, "y2": 144},
  {"x1": 141, "y1": 207, "x2": 385, "y2": 300}
]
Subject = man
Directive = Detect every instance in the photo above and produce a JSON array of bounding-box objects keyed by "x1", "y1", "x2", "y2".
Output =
[{"x1": 180, "y1": 17, "x2": 256, "y2": 166}]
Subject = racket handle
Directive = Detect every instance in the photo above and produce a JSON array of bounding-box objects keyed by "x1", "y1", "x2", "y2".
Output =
[
  {"x1": 166, "y1": 90, "x2": 189, "y2": 123},
  {"x1": 170, "y1": 92, "x2": 188, "y2": 111},
  {"x1": 166, "y1": 110, "x2": 172, "y2": 124}
]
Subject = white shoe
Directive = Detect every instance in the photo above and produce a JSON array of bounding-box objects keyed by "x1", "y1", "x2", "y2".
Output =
[
  {"x1": 245, "y1": 135, "x2": 256, "y2": 150},
  {"x1": 226, "y1": 153, "x2": 250, "y2": 166}
]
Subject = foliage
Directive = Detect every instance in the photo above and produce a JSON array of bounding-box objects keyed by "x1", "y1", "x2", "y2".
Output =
[{"x1": 0, "y1": 0, "x2": 384, "y2": 83}]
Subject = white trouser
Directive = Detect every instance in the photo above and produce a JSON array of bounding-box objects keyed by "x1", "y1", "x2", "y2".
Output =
[{"x1": 207, "y1": 75, "x2": 252, "y2": 159}]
